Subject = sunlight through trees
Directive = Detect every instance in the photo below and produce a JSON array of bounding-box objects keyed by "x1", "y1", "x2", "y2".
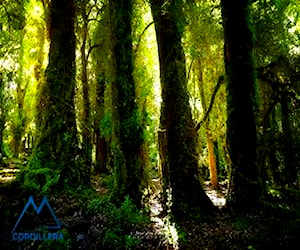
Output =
[{"x1": 1, "y1": 0, "x2": 300, "y2": 248}]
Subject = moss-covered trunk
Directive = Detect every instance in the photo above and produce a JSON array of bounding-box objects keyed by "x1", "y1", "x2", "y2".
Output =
[
  {"x1": 221, "y1": 0, "x2": 262, "y2": 211},
  {"x1": 94, "y1": 74, "x2": 108, "y2": 175},
  {"x1": 109, "y1": 0, "x2": 143, "y2": 206},
  {"x1": 150, "y1": 0, "x2": 215, "y2": 221},
  {"x1": 26, "y1": 0, "x2": 84, "y2": 192}
]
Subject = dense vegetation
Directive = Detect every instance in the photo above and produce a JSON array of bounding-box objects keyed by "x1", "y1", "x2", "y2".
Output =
[{"x1": 0, "y1": 0, "x2": 300, "y2": 249}]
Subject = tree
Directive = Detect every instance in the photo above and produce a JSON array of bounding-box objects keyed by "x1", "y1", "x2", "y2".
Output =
[
  {"x1": 198, "y1": 74, "x2": 220, "y2": 191},
  {"x1": 94, "y1": 71, "x2": 109, "y2": 175},
  {"x1": 25, "y1": 0, "x2": 84, "y2": 192},
  {"x1": 76, "y1": 0, "x2": 94, "y2": 170},
  {"x1": 0, "y1": 1, "x2": 25, "y2": 160},
  {"x1": 183, "y1": 1, "x2": 226, "y2": 191},
  {"x1": 252, "y1": 0, "x2": 300, "y2": 188},
  {"x1": 0, "y1": 73, "x2": 5, "y2": 162},
  {"x1": 150, "y1": 0, "x2": 215, "y2": 221},
  {"x1": 257, "y1": 55, "x2": 300, "y2": 188},
  {"x1": 92, "y1": 3, "x2": 110, "y2": 175},
  {"x1": 6, "y1": 1, "x2": 27, "y2": 158},
  {"x1": 221, "y1": 0, "x2": 262, "y2": 211},
  {"x1": 109, "y1": 0, "x2": 144, "y2": 206}
]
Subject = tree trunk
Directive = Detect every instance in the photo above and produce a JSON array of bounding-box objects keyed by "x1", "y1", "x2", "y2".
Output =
[
  {"x1": 197, "y1": 62, "x2": 219, "y2": 190},
  {"x1": 280, "y1": 95, "x2": 298, "y2": 187},
  {"x1": 92, "y1": 6, "x2": 110, "y2": 176},
  {"x1": 221, "y1": 0, "x2": 262, "y2": 211},
  {"x1": 0, "y1": 73, "x2": 5, "y2": 160},
  {"x1": 206, "y1": 130, "x2": 219, "y2": 190},
  {"x1": 80, "y1": 0, "x2": 92, "y2": 170},
  {"x1": 109, "y1": 0, "x2": 143, "y2": 206},
  {"x1": 28, "y1": 0, "x2": 84, "y2": 190},
  {"x1": 94, "y1": 74, "x2": 108, "y2": 175},
  {"x1": 12, "y1": 31, "x2": 27, "y2": 157},
  {"x1": 150, "y1": 0, "x2": 215, "y2": 221}
]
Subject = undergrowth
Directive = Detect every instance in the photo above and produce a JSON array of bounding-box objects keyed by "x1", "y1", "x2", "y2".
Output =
[{"x1": 87, "y1": 195, "x2": 150, "y2": 249}]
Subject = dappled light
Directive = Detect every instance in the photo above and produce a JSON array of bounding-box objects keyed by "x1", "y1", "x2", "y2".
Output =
[
  {"x1": 1, "y1": 0, "x2": 300, "y2": 249},
  {"x1": 0, "y1": 168, "x2": 19, "y2": 183},
  {"x1": 204, "y1": 181, "x2": 227, "y2": 209}
]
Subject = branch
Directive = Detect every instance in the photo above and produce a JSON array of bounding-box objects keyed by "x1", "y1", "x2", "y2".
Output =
[
  {"x1": 187, "y1": 58, "x2": 194, "y2": 82},
  {"x1": 262, "y1": 98, "x2": 278, "y2": 131},
  {"x1": 134, "y1": 21, "x2": 154, "y2": 54},
  {"x1": 194, "y1": 75, "x2": 225, "y2": 131},
  {"x1": 87, "y1": 2, "x2": 106, "y2": 23},
  {"x1": 86, "y1": 44, "x2": 102, "y2": 62},
  {"x1": 257, "y1": 70, "x2": 300, "y2": 103},
  {"x1": 87, "y1": 18, "x2": 101, "y2": 23}
]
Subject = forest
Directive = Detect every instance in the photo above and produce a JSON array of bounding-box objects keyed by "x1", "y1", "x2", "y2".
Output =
[{"x1": 0, "y1": 0, "x2": 300, "y2": 249}]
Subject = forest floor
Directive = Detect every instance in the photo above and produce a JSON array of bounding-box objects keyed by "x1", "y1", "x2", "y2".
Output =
[{"x1": 1, "y1": 162, "x2": 300, "y2": 249}]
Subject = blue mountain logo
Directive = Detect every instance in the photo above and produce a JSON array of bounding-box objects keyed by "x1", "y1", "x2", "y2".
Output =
[{"x1": 12, "y1": 196, "x2": 61, "y2": 233}]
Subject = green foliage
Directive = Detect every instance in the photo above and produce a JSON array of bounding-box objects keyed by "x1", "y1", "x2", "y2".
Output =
[
  {"x1": 97, "y1": 174, "x2": 115, "y2": 192},
  {"x1": 233, "y1": 216, "x2": 252, "y2": 231},
  {"x1": 2, "y1": 141, "x2": 13, "y2": 159},
  {"x1": 86, "y1": 194, "x2": 112, "y2": 214},
  {"x1": 0, "y1": 0, "x2": 26, "y2": 31},
  {"x1": 87, "y1": 195, "x2": 149, "y2": 249},
  {"x1": 177, "y1": 226, "x2": 187, "y2": 246},
  {"x1": 37, "y1": 229, "x2": 72, "y2": 250},
  {"x1": 251, "y1": 0, "x2": 296, "y2": 65},
  {"x1": 99, "y1": 112, "x2": 112, "y2": 138},
  {"x1": 184, "y1": 1, "x2": 227, "y2": 184},
  {"x1": 120, "y1": 109, "x2": 143, "y2": 144},
  {"x1": 124, "y1": 234, "x2": 142, "y2": 249},
  {"x1": 21, "y1": 166, "x2": 60, "y2": 194}
]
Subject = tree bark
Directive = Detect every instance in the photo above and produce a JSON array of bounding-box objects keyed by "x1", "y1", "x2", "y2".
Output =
[
  {"x1": 109, "y1": 0, "x2": 143, "y2": 206},
  {"x1": 206, "y1": 130, "x2": 219, "y2": 190},
  {"x1": 197, "y1": 62, "x2": 219, "y2": 190},
  {"x1": 0, "y1": 73, "x2": 5, "y2": 160},
  {"x1": 28, "y1": 0, "x2": 84, "y2": 190},
  {"x1": 79, "y1": 0, "x2": 92, "y2": 170},
  {"x1": 221, "y1": 0, "x2": 262, "y2": 211},
  {"x1": 92, "y1": 5, "x2": 110, "y2": 176},
  {"x1": 150, "y1": 0, "x2": 215, "y2": 221},
  {"x1": 94, "y1": 73, "x2": 108, "y2": 175},
  {"x1": 280, "y1": 95, "x2": 298, "y2": 187}
]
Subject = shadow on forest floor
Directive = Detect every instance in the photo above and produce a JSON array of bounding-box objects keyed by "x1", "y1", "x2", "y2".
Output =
[{"x1": 1, "y1": 163, "x2": 300, "y2": 249}]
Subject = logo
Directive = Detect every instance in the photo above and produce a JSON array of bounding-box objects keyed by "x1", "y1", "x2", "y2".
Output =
[{"x1": 11, "y1": 196, "x2": 64, "y2": 241}]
